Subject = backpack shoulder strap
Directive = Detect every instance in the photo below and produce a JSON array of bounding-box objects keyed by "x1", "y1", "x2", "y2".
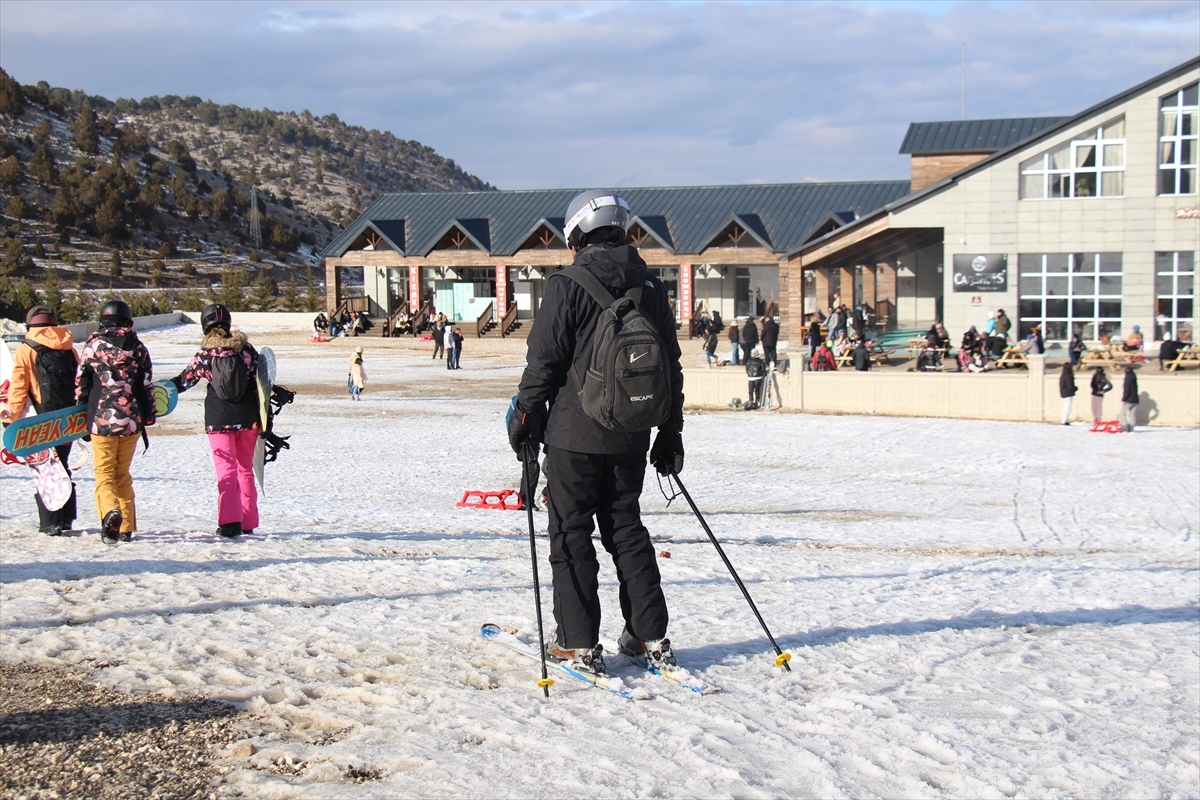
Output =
[
  {"x1": 557, "y1": 265, "x2": 618, "y2": 308},
  {"x1": 23, "y1": 339, "x2": 49, "y2": 356}
]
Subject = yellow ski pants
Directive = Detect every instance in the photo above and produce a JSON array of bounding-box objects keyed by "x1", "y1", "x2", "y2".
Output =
[{"x1": 92, "y1": 434, "x2": 138, "y2": 532}]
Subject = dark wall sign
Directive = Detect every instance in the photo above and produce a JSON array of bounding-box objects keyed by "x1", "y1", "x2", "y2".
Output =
[{"x1": 952, "y1": 254, "x2": 1008, "y2": 292}]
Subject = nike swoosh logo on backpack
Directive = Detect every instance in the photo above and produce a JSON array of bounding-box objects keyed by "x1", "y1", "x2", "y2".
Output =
[{"x1": 630, "y1": 352, "x2": 648, "y2": 363}]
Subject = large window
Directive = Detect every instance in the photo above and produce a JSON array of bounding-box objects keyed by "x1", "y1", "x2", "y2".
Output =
[
  {"x1": 1156, "y1": 251, "x2": 1195, "y2": 341},
  {"x1": 1159, "y1": 82, "x2": 1198, "y2": 195},
  {"x1": 1019, "y1": 253, "x2": 1122, "y2": 341},
  {"x1": 1020, "y1": 117, "x2": 1125, "y2": 199}
]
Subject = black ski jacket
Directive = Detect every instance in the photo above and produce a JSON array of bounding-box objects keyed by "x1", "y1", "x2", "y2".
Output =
[
  {"x1": 1122, "y1": 370, "x2": 1139, "y2": 404},
  {"x1": 741, "y1": 320, "x2": 759, "y2": 348},
  {"x1": 761, "y1": 319, "x2": 779, "y2": 349},
  {"x1": 517, "y1": 243, "x2": 684, "y2": 455}
]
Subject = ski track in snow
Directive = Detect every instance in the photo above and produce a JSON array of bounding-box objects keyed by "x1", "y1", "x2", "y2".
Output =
[{"x1": 2, "y1": 324, "x2": 1198, "y2": 798}]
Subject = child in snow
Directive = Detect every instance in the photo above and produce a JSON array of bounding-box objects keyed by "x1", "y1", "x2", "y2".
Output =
[
  {"x1": 452, "y1": 327, "x2": 463, "y2": 369},
  {"x1": 744, "y1": 348, "x2": 766, "y2": 409},
  {"x1": 349, "y1": 347, "x2": 367, "y2": 400},
  {"x1": 75, "y1": 300, "x2": 155, "y2": 544},
  {"x1": 1, "y1": 305, "x2": 81, "y2": 536},
  {"x1": 170, "y1": 304, "x2": 261, "y2": 538}
]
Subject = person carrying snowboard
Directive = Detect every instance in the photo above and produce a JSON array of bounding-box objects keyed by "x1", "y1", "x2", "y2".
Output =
[
  {"x1": 169, "y1": 304, "x2": 261, "y2": 538},
  {"x1": 508, "y1": 189, "x2": 685, "y2": 676},
  {"x1": 75, "y1": 300, "x2": 155, "y2": 544},
  {"x1": 1, "y1": 305, "x2": 80, "y2": 536}
]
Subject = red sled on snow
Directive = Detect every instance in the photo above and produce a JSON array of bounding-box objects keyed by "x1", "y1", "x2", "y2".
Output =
[
  {"x1": 1089, "y1": 420, "x2": 1123, "y2": 433},
  {"x1": 457, "y1": 489, "x2": 524, "y2": 510}
]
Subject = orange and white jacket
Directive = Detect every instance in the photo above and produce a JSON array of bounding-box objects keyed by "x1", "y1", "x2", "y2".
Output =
[{"x1": 3, "y1": 326, "x2": 79, "y2": 421}]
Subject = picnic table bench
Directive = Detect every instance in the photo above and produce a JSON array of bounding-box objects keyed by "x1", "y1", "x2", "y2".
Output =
[
  {"x1": 994, "y1": 347, "x2": 1030, "y2": 369},
  {"x1": 1166, "y1": 345, "x2": 1198, "y2": 372}
]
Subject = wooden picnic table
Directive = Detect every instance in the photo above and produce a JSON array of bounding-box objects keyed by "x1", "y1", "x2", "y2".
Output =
[
  {"x1": 994, "y1": 347, "x2": 1030, "y2": 369},
  {"x1": 834, "y1": 350, "x2": 886, "y2": 369},
  {"x1": 1166, "y1": 345, "x2": 1199, "y2": 372}
]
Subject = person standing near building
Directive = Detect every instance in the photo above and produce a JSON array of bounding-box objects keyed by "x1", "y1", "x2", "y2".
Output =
[
  {"x1": 744, "y1": 348, "x2": 766, "y2": 409},
  {"x1": 727, "y1": 319, "x2": 740, "y2": 365},
  {"x1": 170, "y1": 304, "x2": 262, "y2": 537},
  {"x1": 348, "y1": 346, "x2": 367, "y2": 400},
  {"x1": 760, "y1": 315, "x2": 779, "y2": 366},
  {"x1": 1090, "y1": 367, "x2": 1113, "y2": 423},
  {"x1": 452, "y1": 326, "x2": 464, "y2": 369},
  {"x1": 75, "y1": 301, "x2": 155, "y2": 544},
  {"x1": 444, "y1": 323, "x2": 456, "y2": 370},
  {"x1": 1059, "y1": 363, "x2": 1077, "y2": 425},
  {"x1": 1068, "y1": 334, "x2": 1086, "y2": 366},
  {"x1": 740, "y1": 316, "x2": 759, "y2": 365},
  {"x1": 703, "y1": 326, "x2": 719, "y2": 367},
  {"x1": 1120, "y1": 366, "x2": 1139, "y2": 432},
  {"x1": 507, "y1": 189, "x2": 685, "y2": 676},
  {"x1": 807, "y1": 316, "x2": 822, "y2": 360},
  {"x1": 994, "y1": 309, "x2": 1012, "y2": 341},
  {"x1": 432, "y1": 313, "x2": 446, "y2": 361},
  {"x1": 0, "y1": 305, "x2": 80, "y2": 536}
]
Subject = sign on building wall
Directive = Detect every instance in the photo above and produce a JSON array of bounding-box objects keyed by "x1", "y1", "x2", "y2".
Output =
[
  {"x1": 679, "y1": 264, "x2": 692, "y2": 320},
  {"x1": 952, "y1": 254, "x2": 1007, "y2": 292},
  {"x1": 495, "y1": 265, "x2": 508, "y2": 315},
  {"x1": 409, "y1": 265, "x2": 420, "y2": 311}
]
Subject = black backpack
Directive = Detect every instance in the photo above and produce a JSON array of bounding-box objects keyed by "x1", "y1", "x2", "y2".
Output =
[
  {"x1": 557, "y1": 265, "x2": 672, "y2": 433},
  {"x1": 210, "y1": 353, "x2": 248, "y2": 402},
  {"x1": 25, "y1": 341, "x2": 77, "y2": 413}
]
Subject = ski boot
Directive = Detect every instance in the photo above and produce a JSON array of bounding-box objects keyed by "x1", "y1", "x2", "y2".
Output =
[
  {"x1": 217, "y1": 522, "x2": 243, "y2": 538},
  {"x1": 119, "y1": 531, "x2": 132, "y2": 542},
  {"x1": 618, "y1": 628, "x2": 678, "y2": 670},
  {"x1": 101, "y1": 510, "x2": 122, "y2": 545},
  {"x1": 545, "y1": 641, "x2": 606, "y2": 676}
]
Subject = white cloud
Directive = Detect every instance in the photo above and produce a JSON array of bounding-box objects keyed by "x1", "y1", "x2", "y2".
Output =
[{"x1": 1, "y1": 0, "x2": 1196, "y2": 189}]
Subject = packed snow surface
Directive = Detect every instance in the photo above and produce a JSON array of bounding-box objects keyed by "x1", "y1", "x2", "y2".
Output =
[{"x1": 2, "y1": 324, "x2": 1198, "y2": 798}]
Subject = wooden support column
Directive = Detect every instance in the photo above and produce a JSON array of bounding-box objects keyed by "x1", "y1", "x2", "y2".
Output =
[
  {"x1": 814, "y1": 267, "x2": 831, "y2": 315},
  {"x1": 838, "y1": 266, "x2": 854, "y2": 307},
  {"x1": 325, "y1": 257, "x2": 341, "y2": 314},
  {"x1": 861, "y1": 262, "x2": 876, "y2": 309},
  {"x1": 876, "y1": 261, "x2": 897, "y2": 330}
]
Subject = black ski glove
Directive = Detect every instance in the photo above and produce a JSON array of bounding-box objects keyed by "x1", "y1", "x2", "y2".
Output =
[
  {"x1": 507, "y1": 400, "x2": 544, "y2": 459},
  {"x1": 650, "y1": 427, "x2": 684, "y2": 476}
]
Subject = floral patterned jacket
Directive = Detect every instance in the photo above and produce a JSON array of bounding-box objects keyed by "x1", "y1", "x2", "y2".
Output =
[
  {"x1": 171, "y1": 329, "x2": 261, "y2": 433},
  {"x1": 75, "y1": 325, "x2": 155, "y2": 437}
]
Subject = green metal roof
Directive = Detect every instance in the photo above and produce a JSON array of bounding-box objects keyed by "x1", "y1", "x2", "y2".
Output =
[{"x1": 324, "y1": 181, "x2": 912, "y2": 259}]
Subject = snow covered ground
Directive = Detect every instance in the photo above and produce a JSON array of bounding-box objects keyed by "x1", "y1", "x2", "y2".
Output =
[{"x1": 2, "y1": 324, "x2": 1198, "y2": 798}]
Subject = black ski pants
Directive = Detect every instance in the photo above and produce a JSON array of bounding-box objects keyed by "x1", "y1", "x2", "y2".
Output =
[
  {"x1": 544, "y1": 447, "x2": 668, "y2": 649},
  {"x1": 763, "y1": 346, "x2": 777, "y2": 367}
]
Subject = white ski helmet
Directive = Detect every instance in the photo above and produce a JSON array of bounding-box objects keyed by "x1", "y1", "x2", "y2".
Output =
[{"x1": 563, "y1": 189, "x2": 631, "y2": 249}]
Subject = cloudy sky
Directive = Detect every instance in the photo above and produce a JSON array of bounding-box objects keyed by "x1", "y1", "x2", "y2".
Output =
[{"x1": 1, "y1": 1, "x2": 1197, "y2": 190}]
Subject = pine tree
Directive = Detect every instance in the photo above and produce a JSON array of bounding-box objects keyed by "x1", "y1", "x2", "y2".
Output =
[
  {"x1": 282, "y1": 275, "x2": 300, "y2": 311},
  {"x1": 12, "y1": 277, "x2": 40, "y2": 312},
  {"x1": 70, "y1": 102, "x2": 101, "y2": 155},
  {"x1": 0, "y1": 155, "x2": 25, "y2": 188},
  {"x1": 249, "y1": 271, "x2": 277, "y2": 311},
  {"x1": 42, "y1": 266, "x2": 63, "y2": 316},
  {"x1": 27, "y1": 144, "x2": 58, "y2": 183},
  {"x1": 6, "y1": 195, "x2": 34, "y2": 219},
  {"x1": 303, "y1": 264, "x2": 321, "y2": 312},
  {"x1": 109, "y1": 249, "x2": 123, "y2": 278},
  {"x1": 0, "y1": 68, "x2": 24, "y2": 118}
]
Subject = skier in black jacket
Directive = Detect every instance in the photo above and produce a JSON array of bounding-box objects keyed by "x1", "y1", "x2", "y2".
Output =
[
  {"x1": 508, "y1": 190, "x2": 684, "y2": 677},
  {"x1": 760, "y1": 316, "x2": 779, "y2": 366}
]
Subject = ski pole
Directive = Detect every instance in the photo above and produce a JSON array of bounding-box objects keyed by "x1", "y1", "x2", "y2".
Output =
[
  {"x1": 522, "y1": 442, "x2": 553, "y2": 696},
  {"x1": 669, "y1": 469, "x2": 792, "y2": 671}
]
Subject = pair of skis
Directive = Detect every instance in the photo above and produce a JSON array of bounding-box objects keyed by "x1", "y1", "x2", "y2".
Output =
[{"x1": 481, "y1": 623, "x2": 717, "y2": 700}]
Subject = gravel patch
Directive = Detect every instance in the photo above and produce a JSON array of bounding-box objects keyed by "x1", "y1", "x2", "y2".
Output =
[{"x1": 0, "y1": 662, "x2": 244, "y2": 799}]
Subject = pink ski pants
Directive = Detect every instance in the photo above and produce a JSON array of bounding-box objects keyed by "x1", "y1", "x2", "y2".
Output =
[{"x1": 208, "y1": 429, "x2": 259, "y2": 529}]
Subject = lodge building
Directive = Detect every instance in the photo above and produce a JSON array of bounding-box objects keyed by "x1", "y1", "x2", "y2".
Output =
[{"x1": 326, "y1": 57, "x2": 1198, "y2": 346}]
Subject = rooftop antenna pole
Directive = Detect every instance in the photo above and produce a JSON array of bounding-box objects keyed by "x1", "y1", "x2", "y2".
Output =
[{"x1": 961, "y1": 42, "x2": 966, "y2": 121}]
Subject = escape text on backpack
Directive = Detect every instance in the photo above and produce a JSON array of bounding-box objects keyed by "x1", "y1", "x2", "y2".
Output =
[{"x1": 557, "y1": 265, "x2": 672, "y2": 432}]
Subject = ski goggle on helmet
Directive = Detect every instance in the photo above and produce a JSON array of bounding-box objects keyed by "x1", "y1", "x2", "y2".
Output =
[{"x1": 563, "y1": 190, "x2": 631, "y2": 249}]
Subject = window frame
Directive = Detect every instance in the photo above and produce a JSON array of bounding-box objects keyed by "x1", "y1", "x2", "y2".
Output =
[
  {"x1": 1019, "y1": 117, "x2": 1126, "y2": 200},
  {"x1": 1017, "y1": 252, "x2": 1123, "y2": 342},
  {"x1": 1159, "y1": 82, "x2": 1199, "y2": 196},
  {"x1": 1155, "y1": 251, "x2": 1196, "y2": 341}
]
